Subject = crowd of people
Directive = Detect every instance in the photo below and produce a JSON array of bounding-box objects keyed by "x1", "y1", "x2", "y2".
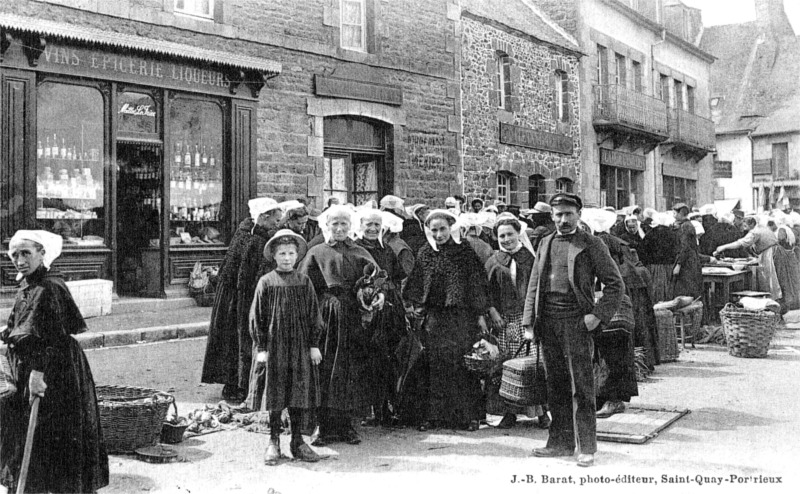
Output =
[{"x1": 197, "y1": 192, "x2": 800, "y2": 469}]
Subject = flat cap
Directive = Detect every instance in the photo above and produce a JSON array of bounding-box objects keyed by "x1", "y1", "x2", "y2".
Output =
[
  {"x1": 672, "y1": 202, "x2": 689, "y2": 212},
  {"x1": 550, "y1": 193, "x2": 583, "y2": 210}
]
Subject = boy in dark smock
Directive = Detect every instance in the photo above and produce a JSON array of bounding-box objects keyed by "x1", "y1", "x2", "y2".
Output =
[
  {"x1": 250, "y1": 230, "x2": 323, "y2": 464},
  {"x1": 1, "y1": 230, "x2": 108, "y2": 493}
]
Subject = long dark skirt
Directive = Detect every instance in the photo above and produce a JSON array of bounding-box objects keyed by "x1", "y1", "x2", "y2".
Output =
[
  {"x1": 361, "y1": 286, "x2": 406, "y2": 412},
  {"x1": 201, "y1": 281, "x2": 240, "y2": 385},
  {"x1": 594, "y1": 328, "x2": 639, "y2": 404},
  {"x1": 631, "y1": 287, "x2": 659, "y2": 367},
  {"x1": 0, "y1": 338, "x2": 109, "y2": 493},
  {"x1": 647, "y1": 264, "x2": 674, "y2": 303},
  {"x1": 423, "y1": 306, "x2": 485, "y2": 427},
  {"x1": 774, "y1": 245, "x2": 800, "y2": 311}
]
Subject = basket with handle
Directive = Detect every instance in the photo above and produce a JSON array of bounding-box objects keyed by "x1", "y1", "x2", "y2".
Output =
[
  {"x1": 499, "y1": 340, "x2": 547, "y2": 406},
  {"x1": 719, "y1": 304, "x2": 779, "y2": 358},
  {"x1": 463, "y1": 333, "x2": 501, "y2": 377},
  {"x1": 96, "y1": 385, "x2": 175, "y2": 453}
]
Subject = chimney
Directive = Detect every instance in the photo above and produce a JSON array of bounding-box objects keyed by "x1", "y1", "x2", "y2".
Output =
[{"x1": 755, "y1": 0, "x2": 794, "y2": 37}]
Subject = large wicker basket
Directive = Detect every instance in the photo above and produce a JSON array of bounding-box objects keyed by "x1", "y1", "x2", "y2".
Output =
[
  {"x1": 655, "y1": 308, "x2": 679, "y2": 363},
  {"x1": 97, "y1": 385, "x2": 175, "y2": 453},
  {"x1": 499, "y1": 342, "x2": 546, "y2": 406},
  {"x1": 719, "y1": 304, "x2": 779, "y2": 358}
]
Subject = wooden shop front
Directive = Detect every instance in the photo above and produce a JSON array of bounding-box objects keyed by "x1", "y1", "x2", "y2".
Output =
[{"x1": 0, "y1": 14, "x2": 280, "y2": 298}]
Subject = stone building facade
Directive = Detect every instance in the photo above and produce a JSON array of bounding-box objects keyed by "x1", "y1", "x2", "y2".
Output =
[
  {"x1": 456, "y1": 3, "x2": 583, "y2": 207},
  {"x1": 535, "y1": 0, "x2": 716, "y2": 211}
]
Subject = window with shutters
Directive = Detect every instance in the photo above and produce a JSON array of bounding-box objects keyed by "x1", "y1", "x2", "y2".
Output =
[
  {"x1": 555, "y1": 70, "x2": 570, "y2": 122},
  {"x1": 687, "y1": 85, "x2": 696, "y2": 114},
  {"x1": 632, "y1": 61, "x2": 643, "y2": 93},
  {"x1": 674, "y1": 80, "x2": 684, "y2": 110},
  {"x1": 496, "y1": 52, "x2": 513, "y2": 112},
  {"x1": 597, "y1": 45, "x2": 609, "y2": 85}
]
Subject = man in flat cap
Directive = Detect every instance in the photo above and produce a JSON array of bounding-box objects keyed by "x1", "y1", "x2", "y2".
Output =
[
  {"x1": 527, "y1": 202, "x2": 556, "y2": 252},
  {"x1": 522, "y1": 193, "x2": 624, "y2": 467}
]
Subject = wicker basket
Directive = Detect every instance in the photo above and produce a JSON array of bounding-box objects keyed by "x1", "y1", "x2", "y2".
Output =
[
  {"x1": 499, "y1": 342, "x2": 546, "y2": 406},
  {"x1": 720, "y1": 304, "x2": 779, "y2": 358},
  {"x1": 655, "y1": 308, "x2": 679, "y2": 363},
  {"x1": 97, "y1": 385, "x2": 175, "y2": 453}
]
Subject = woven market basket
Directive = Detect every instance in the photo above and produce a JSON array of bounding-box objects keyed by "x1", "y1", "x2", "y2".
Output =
[
  {"x1": 97, "y1": 385, "x2": 175, "y2": 453},
  {"x1": 720, "y1": 304, "x2": 779, "y2": 358},
  {"x1": 499, "y1": 342, "x2": 546, "y2": 406},
  {"x1": 655, "y1": 308, "x2": 680, "y2": 363}
]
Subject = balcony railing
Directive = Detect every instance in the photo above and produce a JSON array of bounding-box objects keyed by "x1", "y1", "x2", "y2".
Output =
[
  {"x1": 593, "y1": 84, "x2": 669, "y2": 138},
  {"x1": 668, "y1": 108, "x2": 716, "y2": 152}
]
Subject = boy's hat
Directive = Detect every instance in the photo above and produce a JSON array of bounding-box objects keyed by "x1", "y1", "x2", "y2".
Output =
[{"x1": 263, "y1": 229, "x2": 308, "y2": 263}]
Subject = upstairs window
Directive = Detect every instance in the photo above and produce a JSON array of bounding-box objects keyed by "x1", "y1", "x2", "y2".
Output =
[
  {"x1": 632, "y1": 60, "x2": 643, "y2": 93},
  {"x1": 555, "y1": 71, "x2": 570, "y2": 122},
  {"x1": 496, "y1": 52, "x2": 513, "y2": 111},
  {"x1": 174, "y1": 0, "x2": 214, "y2": 20},
  {"x1": 341, "y1": 0, "x2": 367, "y2": 52},
  {"x1": 614, "y1": 53, "x2": 626, "y2": 87},
  {"x1": 674, "y1": 80, "x2": 684, "y2": 110},
  {"x1": 687, "y1": 85, "x2": 696, "y2": 114},
  {"x1": 597, "y1": 45, "x2": 609, "y2": 85}
]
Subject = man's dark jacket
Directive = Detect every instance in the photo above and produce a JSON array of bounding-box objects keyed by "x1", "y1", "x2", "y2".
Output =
[{"x1": 522, "y1": 228, "x2": 625, "y2": 334}]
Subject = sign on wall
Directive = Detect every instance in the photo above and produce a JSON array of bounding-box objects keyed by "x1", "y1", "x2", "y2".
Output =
[
  {"x1": 753, "y1": 159, "x2": 773, "y2": 176},
  {"x1": 499, "y1": 123, "x2": 573, "y2": 155},
  {"x1": 712, "y1": 161, "x2": 733, "y2": 179},
  {"x1": 600, "y1": 148, "x2": 646, "y2": 171},
  {"x1": 315, "y1": 75, "x2": 403, "y2": 106}
]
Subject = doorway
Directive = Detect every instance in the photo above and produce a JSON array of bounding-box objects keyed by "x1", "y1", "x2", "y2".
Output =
[
  {"x1": 116, "y1": 141, "x2": 163, "y2": 296},
  {"x1": 323, "y1": 116, "x2": 391, "y2": 206}
]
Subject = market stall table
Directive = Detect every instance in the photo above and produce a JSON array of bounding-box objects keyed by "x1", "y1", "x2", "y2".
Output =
[{"x1": 702, "y1": 268, "x2": 752, "y2": 325}]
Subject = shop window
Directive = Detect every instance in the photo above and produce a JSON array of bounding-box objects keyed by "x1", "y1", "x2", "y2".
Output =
[
  {"x1": 496, "y1": 172, "x2": 516, "y2": 205},
  {"x1": 528, "y1": 174, "x2": 547, "y2": 208},
  {"x1": 341, "y1": 0, "x2": 367, "y2": 52},
  {"x1": 36, "y1": 82, "x2": 106, "y2": 246},
  {"x1": 601, "y1": 166, "x2": 640, "y2": 210},
  {"x1": 556, "y1": 177, "x2": 574, "y2": 194},
  {"x1": 496, "y1": 52, "x2": 513, "y2": 111},
  {"x1": 663, "y1": 175, "x2": 696, "y2": 208},
  {"x1": 174, "y1": 0, "x2": 215, "y2": 20},
  {"x1": 168, "y1": 98, "x2": 225, "y2": 245},
  {"x1": 555, "y1": 71, "x2": 569, "y2": 122}
]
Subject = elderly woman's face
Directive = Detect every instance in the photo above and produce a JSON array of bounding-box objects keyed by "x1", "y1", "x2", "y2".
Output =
[
  {"x1": 429, "y1": 218, "x2": 452, "y2": 246},
  {"x1": 497, "y1": 224, "x2": 520, "y2": 251},
  {"x1": 328, "y1": 215, "x2": 351, "y2": 242},
  {"x1": 625, "y1": 220, "x2": 638, "y2": 234},
  {"x1": 11, "y1": 240, "x2": 45, "y2": 277},
  {"x1": 361, "y1": 216, "x2": 382, "y2": 241}
]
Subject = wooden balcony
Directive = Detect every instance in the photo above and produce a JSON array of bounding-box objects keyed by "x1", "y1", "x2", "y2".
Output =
[
  {"x1": 668, "y1": 108, "x2": 716, "y2": 152},
  {"x1": 593, "y1": 84, "x2": 670, "y2": 141}
]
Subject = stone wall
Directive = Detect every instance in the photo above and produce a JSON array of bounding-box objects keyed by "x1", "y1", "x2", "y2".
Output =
[{"x1": 459, "y1": 14, "x2": 581, "y2": 206}]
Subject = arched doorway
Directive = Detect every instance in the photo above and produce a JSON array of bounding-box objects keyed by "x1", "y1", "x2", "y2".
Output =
[{"x1": 323, "y1": 116, "x2": 392, "y2": 206}]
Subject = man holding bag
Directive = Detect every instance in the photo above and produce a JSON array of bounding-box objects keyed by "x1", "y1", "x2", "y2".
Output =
[{"x1": 522, "y1": 193, "x2": 624, "y2": 468}]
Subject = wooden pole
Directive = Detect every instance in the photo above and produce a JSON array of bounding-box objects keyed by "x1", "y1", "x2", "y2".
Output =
[{"x1": 16, "y1": 396, "x2": 40, "y2": 494}]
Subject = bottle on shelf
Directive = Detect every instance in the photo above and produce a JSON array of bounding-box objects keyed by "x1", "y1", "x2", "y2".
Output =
[
  {"x1": 66, "y1": 147, "x2": 73, "y2": 161},
  {"x1": 175, "y1": 141, "x2": 183, "y2": 166},
  {"x1": 44, "y1": 136, "x2": 51, "y2": 159},
  {"x1": 60, "y1": 138, "x2": 67, "y2": 159},
  {"x1": 37, "y1": 140, "x2": 43, "y2": 159},
  {"x1": 51, "y1": 133, "x2": 59, "y2": 159},
  {"x1": 71, "y1": 146, "x2": 77, "y2": 161},
  {"x1": 194, "y1": 144, "x2": 201, "y2": 168},
  {"x1": 209, "y1": 146, "x2": 216, "y2": 168},
  {"x1": 183, "y1": 143, "x2": 192, "y2": 168},
  {"x1": 201, "y1": 145, "x2": 208, "y2": 166}
]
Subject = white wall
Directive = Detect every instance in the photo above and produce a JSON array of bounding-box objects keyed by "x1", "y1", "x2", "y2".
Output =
[{"x1": 715, "y1": 134, "x2": 752, "y2": 209}]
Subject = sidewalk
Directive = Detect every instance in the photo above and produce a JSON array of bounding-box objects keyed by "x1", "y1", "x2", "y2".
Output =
[{"x1": 73, "y1": 297, "x2": 211, "y2": 349}]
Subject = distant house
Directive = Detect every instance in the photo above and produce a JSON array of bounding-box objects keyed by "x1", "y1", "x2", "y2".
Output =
[{"x1": 701, "y1": 0, "x2": 799, "y2": 212}]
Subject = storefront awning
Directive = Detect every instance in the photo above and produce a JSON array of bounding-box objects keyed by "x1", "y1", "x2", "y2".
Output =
[{"x1": 0, "y1": 13, "x2": 281, "y2": 76}]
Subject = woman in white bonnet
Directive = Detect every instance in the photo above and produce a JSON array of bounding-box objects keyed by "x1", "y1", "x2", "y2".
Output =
[{"x1": 1, "y1": 230, "x2": 108, "y2": 493}]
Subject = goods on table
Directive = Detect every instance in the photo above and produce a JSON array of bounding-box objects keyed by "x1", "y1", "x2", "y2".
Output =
[{"x1": 720, "y1": 303, "x2": 779, "y2": 358}]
